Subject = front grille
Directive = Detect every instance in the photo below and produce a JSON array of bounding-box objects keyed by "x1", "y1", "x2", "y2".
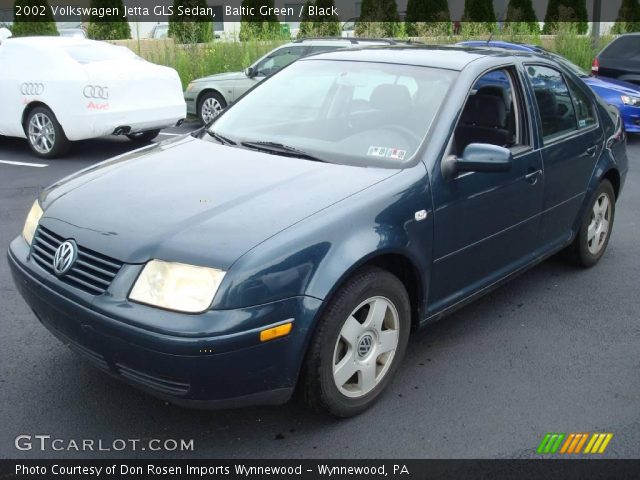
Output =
[{"x1": 31, "y1": 226, "x2": 123, "y2": 295}]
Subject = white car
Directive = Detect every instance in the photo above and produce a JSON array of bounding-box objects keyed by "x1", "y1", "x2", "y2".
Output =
[{"x1": 0, "y1": 37, "x2": 186, "y2": 158}]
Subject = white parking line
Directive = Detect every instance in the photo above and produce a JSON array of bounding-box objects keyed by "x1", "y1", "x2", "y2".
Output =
[
  {"x1": 0, "y1": 160, "x2": 48, "y2": 168},
  {"x1": 158, "y1": 132, "x2": 181, "y2": 136}
]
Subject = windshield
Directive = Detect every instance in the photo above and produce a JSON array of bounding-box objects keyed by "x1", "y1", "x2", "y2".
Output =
[
  {"x1": 208, "y1": 59, "x2": 456, "y2": 167},
  {"x1": 62, "y1": 44, "x2": 136, "y2": 64}
]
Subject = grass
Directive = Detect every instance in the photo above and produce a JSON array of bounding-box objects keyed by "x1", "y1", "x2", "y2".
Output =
[{"x1": 130, "y1": 26, "x2": 616, "y2": 87}]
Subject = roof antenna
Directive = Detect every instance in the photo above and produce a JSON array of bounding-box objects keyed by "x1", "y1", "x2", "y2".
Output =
[{"x1": 486, "y1": 31, "x2": 493, "y2": 46}]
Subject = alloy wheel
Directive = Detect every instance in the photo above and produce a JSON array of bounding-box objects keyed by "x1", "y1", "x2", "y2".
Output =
[
  {"x1": 332, "y1": 296, "x2": 400, "y2": 398},
  {"x1": 201, "y1": 97, "x2": 223, "y2": 123},
  {"x1": 587, "y1": 192, "x2": 611, "y2": 255},
  {"x1": 28, "y1": 113, "x2": 55, "y2": 154}
]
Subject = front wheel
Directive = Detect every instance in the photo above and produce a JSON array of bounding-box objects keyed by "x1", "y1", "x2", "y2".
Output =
[
  {"x1": 25, "y1": 106, "x2": 70, "y2": 159},
  {"x1": 301, "y1": 267, "x2": 411, "y2": 417},
  {"x1": 127, "y1": 129, "x2": 160, "y2": 144},
  {"x1": 197, "y1": 91, "x2": 227, "y2": 125},
  {"x1": 567, "y1": 179, "x2": 616, "y2": 267}
]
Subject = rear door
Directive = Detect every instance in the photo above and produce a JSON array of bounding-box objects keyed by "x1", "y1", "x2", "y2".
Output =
[{"x1": 524, "y1": 64, "x2": 602, "y2": 251}]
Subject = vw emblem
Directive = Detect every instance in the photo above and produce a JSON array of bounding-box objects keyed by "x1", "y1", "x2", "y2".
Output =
[
  {"x1": 83, "y1": 85, "x2": 109, "y2": 100},
  {"x1": 20, "y1": 82, "x2": 44, "y2": 95},
  {"x1": 357, "y1": 334, "x2": 374, "y2": 357},
  {"x1": 52, "y1": 240, "x2": 78, "y2": 276}
]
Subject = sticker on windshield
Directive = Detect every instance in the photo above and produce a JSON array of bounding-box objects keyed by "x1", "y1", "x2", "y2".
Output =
[
  {"x1": 386, "y1": 148, "x2": 406, "y2": 161},
  {"x1": 367, "y1": 146, "x2": 387, "y2": 157}
]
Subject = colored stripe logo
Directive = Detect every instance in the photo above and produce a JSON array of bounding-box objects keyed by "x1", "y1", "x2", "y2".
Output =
[{"x1": 537, "y1": 433, "x2": 613, "y2": 454}]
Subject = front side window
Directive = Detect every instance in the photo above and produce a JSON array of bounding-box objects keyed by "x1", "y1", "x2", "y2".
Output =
[
  {"x1": 526, "y1": 65, "x2": 577, "y2": 141},
  {"x1": 454, "y1": 67, "x2": 524, "y2": 155},
  {"x1": 254, "y1": 46, "x2": 307, "y2": 77},
  {"x1": 209, "y1": 59, "x2": 457, "y2": 167}
]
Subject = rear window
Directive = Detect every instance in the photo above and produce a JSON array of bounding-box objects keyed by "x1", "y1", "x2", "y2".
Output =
[
  {"x1": 62, "y1": 44, "x2": 136, "y2": 64},
  {"x1": 601, "y1": 36, "x2": 640, "y2": 59}
]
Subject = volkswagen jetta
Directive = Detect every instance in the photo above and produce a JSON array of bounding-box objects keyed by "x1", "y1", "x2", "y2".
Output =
[{"x1": 8, "y1": 46, "x2": 628, "y2": 417}]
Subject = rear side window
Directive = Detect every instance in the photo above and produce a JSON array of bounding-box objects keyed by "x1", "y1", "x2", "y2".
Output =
[
  {"x1": 526, "y1": 65, "x2": 577, "y2": 141},
  {"x1": 601, "y1": 36, "x2": 640, "y2": 59},
  {"x1": 566, "y1": 78, "x2": 597, "y2": 129}
]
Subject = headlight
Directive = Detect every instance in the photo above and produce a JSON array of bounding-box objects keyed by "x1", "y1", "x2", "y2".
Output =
[
  {"x1": 621, "y1": 94, "x2": 640, "y2": 106},
  {"x1": 186, "y1": 82, "x2": 194, "y2": 92},
  {"x1": 129, "y1": 260, "x2": 225, "y2": 313},
  {"x1": 22, "y1": 200, "x2": 43, "y2": 245}
]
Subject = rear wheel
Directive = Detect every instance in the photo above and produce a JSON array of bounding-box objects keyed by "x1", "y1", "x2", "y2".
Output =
[
  {"x1": 25, "y1": 106, "x2": 70, "y2": 159},
  {"x1": 301, "y1": 267, "x2": 410, "y2": 417},
  {"x1": 127, "y1": 129, "x2": 160, "y2": 144},
  {"x1": 567, "y1": 179, "x2": 616, "y2": 267},
  {"x1": 197, "y1": 91, "x2": 227, "y2": 125}
]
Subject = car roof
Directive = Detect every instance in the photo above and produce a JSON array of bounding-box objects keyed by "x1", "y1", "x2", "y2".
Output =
[
  {"x1": 458, "y1": 40, "x2": 543, "y2": 52},
  {"x1": 302, "y1": 45, "x2": 537, "y2": 71},
  {"x1": 3, "y1": 36, "x2": 102, "y2": 49},
  {"x1": 288, "y1": 37, "x2": 397, "y2": 47}
]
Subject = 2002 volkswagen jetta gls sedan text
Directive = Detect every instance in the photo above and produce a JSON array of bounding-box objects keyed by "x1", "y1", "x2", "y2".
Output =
[{"x1": 8, "y1": 46, "x2": 628, "y2": 417}]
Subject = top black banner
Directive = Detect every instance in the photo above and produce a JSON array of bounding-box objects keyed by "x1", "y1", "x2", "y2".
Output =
[{"x1": 0, "y1": 0, "x2": 630, "y2": 24}]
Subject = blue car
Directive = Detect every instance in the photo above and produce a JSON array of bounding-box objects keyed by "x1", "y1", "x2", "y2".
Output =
[
  {"x1": 459, "y1": 40, "x2": 640, "y2": 133},
  {"x1": 8, "y1": 46, "x2": 628, "y2": 417}
]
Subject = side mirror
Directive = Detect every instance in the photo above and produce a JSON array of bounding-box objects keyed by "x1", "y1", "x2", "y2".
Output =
[
  {"x1": 245, "y1": 66, "x2": 256, "y2": 78},
  {"x1": 442, "y1": 143, "x2": 512, "y2": 179}
]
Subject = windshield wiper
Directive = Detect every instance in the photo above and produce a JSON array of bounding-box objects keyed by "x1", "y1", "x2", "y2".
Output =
[
  {"x1": 240, "y1": 141, "x2": 327, "y2": 162},
  {"x1": 206, "y1": 130, "x2": 237, "y2": 146}
]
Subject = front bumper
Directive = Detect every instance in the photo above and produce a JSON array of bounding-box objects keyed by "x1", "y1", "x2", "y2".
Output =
[{"x1": 7, "y1": 236, "x2": 322, "y2": 408}]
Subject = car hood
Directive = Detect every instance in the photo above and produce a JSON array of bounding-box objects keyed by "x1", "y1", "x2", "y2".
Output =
[
  {"x1": 584, "y1": 75, "x2": 640, "y2": 95},
  {"x1": 195, "y1": 71, "x2": 246, "y2": 83},
  {"x1": 40, "y1": 136, "x2": 397, "y2": 269}
]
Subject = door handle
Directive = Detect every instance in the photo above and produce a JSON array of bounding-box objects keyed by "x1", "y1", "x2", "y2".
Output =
[
  {"x1": 585, "y1": 145, "x2": 597, "y2": 156},
  {"x1": 525, "y1": 168, "x2": 541, "y2": 185}
]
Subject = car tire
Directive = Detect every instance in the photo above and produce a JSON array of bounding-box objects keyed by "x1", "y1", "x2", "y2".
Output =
[
  {"x1": 25, "y1": 106, "x2": 70, "y2": 159},
  {"x1": 127, "y1": 129, "x2": 161, "y2": 144},
  {"x1": 197, "y1": 91, "x2": 227, "y2": 125},
  {"x1": 301, "y1": 266, "x2": 411, "y2": 417},
  {"x1": 567, "y1": 179, "x2": 616, "y2": 268}
]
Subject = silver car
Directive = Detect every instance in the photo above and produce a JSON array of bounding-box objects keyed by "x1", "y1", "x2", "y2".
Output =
[{"x1": 184, "y1": 37, "x2": 395, "y2": 125}]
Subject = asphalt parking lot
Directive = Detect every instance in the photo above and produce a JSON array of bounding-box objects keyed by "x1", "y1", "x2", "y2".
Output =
[{"x1": 1, "y1": 124, "x2": 638, "y2": 460}]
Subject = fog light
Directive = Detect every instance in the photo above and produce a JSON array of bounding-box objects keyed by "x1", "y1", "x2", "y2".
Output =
[{"x1": 260, "y1": 322, "x2": 293, "y2": 342}]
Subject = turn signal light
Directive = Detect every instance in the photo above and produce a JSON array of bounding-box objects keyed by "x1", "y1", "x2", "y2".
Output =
[{"x1": 260, "y1": 322, "x2": 293, "y2": 342}]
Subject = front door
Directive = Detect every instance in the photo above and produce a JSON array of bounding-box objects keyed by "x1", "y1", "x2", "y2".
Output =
[{"x1": 428, "y1": 66, "x2": 545, "y2": 314}]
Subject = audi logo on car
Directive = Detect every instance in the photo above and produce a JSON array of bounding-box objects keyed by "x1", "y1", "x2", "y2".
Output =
[
  {"x1": 20, "y1": 83, "x2": 44, "y2": 96},
  {"x1": 83, "y1": 85, "x2": 109, "y2": 100}
]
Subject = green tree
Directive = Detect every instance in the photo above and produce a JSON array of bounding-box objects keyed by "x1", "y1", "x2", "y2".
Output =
[
  {"x1": 168, "y1": 0, "x2": 213, "y2": 43},
  {"x1": 355, "y1": 0, "x2": 401, "y2": 38},
  {"x1": 462, "y1": 0, "x2": 496, "y2": 33},
  {"x1": 311, "y1": 0, "x2": 341, "y2": 36},
  {"x1": 542, "y1": 0, "x2": 588, "y2": 34},
  {"x1": 504, "y1": 0, "x2": 539, "y2": 33},
  {"x1": 297, "y1": 0, "x2": 314, "y2": 38},
  {"x1": 11, "y1": 0, "x2": 58, "y2": 36},
  {"x1": 86, "y1": 0, "x2": 131, "y2": 40},
  {"x1": 239, "y1": 0, "x2": 282, "y2": 41},
  {"x1": 404, "y1": 0, "x2": 450, "y2": 37},
  {"x1": 612, "y1": 0, "x2": 640, "y2": 33}
]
